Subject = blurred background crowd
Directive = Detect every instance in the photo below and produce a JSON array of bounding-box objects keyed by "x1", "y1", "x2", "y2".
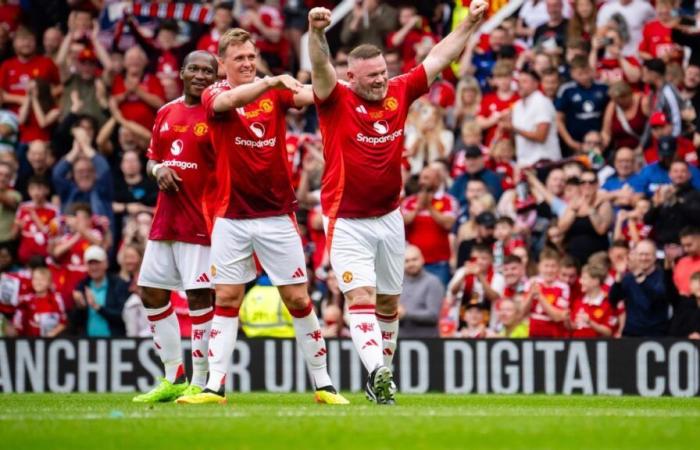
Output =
[{"x1": 0, "y1": 0, "x2": 699, "y2": 340}]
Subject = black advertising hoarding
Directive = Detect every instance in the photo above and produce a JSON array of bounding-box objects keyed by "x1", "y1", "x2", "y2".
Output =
[{"x1": 0, "y1": 338, "x2": 698, "y2": 396}]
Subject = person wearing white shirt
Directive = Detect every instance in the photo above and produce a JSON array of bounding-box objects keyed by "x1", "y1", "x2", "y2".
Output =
[
  {"x1": 505, "y1": 69, "x2": 561, "y2": 167},
  {"x1": 596, "y1": 0, "x2": 656, "y2": 56}
]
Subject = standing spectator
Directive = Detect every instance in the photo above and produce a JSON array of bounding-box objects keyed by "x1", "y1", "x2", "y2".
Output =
[
  {"x1": 112, "y1": 149, "x2": 157, "y2": 237},
  {"x1": 567, "y1": 0, "x2": 596, "y2": 44},
  {"x1": 558, "y1": 169, "x2": 613, "y2": 265},
  {"x1": 643, "y1": 112, "x2": 697, "y2": 166},
  {"x1": 17, "y1": 79, "x2": 60, "y2": 143},
  {"x1": 116, "y1": 243, "x2": 143, "y2": 291},
  {"x1": 596, "y1": 0, "x2": 656, "y2": 56},
  {"x1": 674, "y1": 227, "x2": 700, "y2": 296},
  {"x1": 0, "y1": 27, "x2": 61, "y2": 143},
  {"x1": 569, "y1": 264, "x2": 614, "y2": 338},
  {"x1": 522, "y1": 248, "x2": 570, "y2": 337},
  {"x1": 402, "y1": 166, "x2": 458, "y2": 285},
  {"x1": 42, "y1": 26, "x2": 63, "y2": 62},
  {"x1": 476, "y1": 61, "x2": 518, "y2": 147},
  {"x1": 610, "y1": 239, "x2": 674, "y2": 337},
  {"x1": 449, "y1": 244, "x2": 505, "y2": 314},
  {"x1": 449, "y1": 145, "x2": 503, "y2": 205},
  {"x1": 110, "y1": 46, "x2": 165, "y2": 131},
  {"x1": 641, "y1": 58, "x2": 684, "y2": 143},
  {"x1": 398, "y1": 245, "x2": 444, "y2": 338},
  {"x1": 13, "y1": 176, "x2": 58, "y2": 265},
  {"x1": 59, "y1": 48, "x2": 108, "y2": 127},
  {"x1": 643, "y1": 160, "x2": 700, "y2": 247},
  {"x1": 601, "y1": 81, "x2": 648, "y2": 151},
  {"x1": 668, "y1": 271, "x2": 700, "y2": 339},
  {"x1": 590, "y1": 28, "x2": 642, "y2": 85},
  {"x1": 13, "y1": 266, "x2": 66, "y2": 337},
  {"x1": 70, "y1": 245, "x2": 129, "y2": 337},
  {"x1": 506, "y1": 69, "x2": 561, "y2": 166},
  {"x1": 638, "y1": 0, "x2": 683, "y2": 63},
  {"x1": 52, "y1": 127, "x2": 113, "y2": 222},
  {"x1": 0, "y1": 161, "x2": 21, "y2": 247},
  {"x1": 405, "y1": 100, "x2": 453, "y2": 173},
  {"x1": 340, "y1": 0, "x2": 398, "y2": 51},
  {"x1": 540, "y1": 68, "x2": 560, "y2": 100},
  {"x1": 197, "y1": 3, "x2": 236, "y2": 55},
  {"x1": 238, "y1": 0, "x2": 288, "y2": 72},
  {"x1": 533, "y1": 0, "x2": 568, "y2": 50},
  {"x1": 15, "y1": 140, "x2": 54, "y2": 200},
  {"x1": 387, "y1": 5, "x2": 436, "y2": 75},
  {"x1": 555, "y1": 56, "x2": 609, "y2": 154}
]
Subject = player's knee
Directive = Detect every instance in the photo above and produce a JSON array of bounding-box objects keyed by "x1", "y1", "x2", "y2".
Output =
[
  {"x1": 346, "y1": 287, "x2": 375, "y2": 306},
  {"x1": 140, "y1": 287, "x2": 170, "y2": 309},
  {"x1": 214, "y1": 285, "x2": 245, "y2": 308},
  {"x1": 280, "y1": 290, "x2": 309, "y2": 311},
  {"x1": 186, "y1": 289, "x2": 213, "y2": 310},
  {"x1": 376, "y1": 294, "x2": 399, "y2": 314}
]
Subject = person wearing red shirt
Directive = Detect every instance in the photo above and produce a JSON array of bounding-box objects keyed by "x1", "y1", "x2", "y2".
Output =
[
  {"x1": 0, "y1": 27, "x2": 60, "y2": 142},
  {"x1": 308, "y1": 1, "x2": 487, "y2": 404},
  {"x1": 476, "y1": 60, "x2": 518, "y2": 146},
  {"x1": 402, "y1": 166, "x2": 458, "y2": 285},
  {"x1": 197, "y1": 3, "x2": 235, "y2": 57},
  {"x1": 674, "y1": 227, "x2": 700, "y2": 296},
  {"x1": 131, "y1": 51, "x2": 219, "y2": 404},
  {"x1": 386, "y1": 5, "x2": 437, "y2": 75},
  {"x1": 13, "y1": 176, "x2": 59, "y2": 265},
  {"x1": 522, "y1": 248, "x2": 571, "y2": 337},
  {"x1": 177, "y1": 29, "x2": 345, "y2": 406},
  {"x1": 569, "y1": 264, "x2": 614, "y2": 338},
  {"x1": 238, "y1": 0, "x2": 287, "y2": 72},
  {"x1": 110, "y1": 46, "x2": 165, "y2": 130},
  {"x1": 638, "y1": 0, "x2": 683, "y2": 63},
  {"x1": 643, "y1": 112, "x2": 698, "y2": 166},
  {"x1": 591, "y1": 28, "x2": 642, "y2": 86},
  {"x1": 14, "y1": 266, "x2": 66, "y2": 337}
]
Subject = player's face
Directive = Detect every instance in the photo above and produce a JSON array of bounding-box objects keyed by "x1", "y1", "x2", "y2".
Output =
[
  {"x1": 181, "y1": 56, "x2": 217, "y2": 98},
  {"x1": 348, "y1": 55, "x2": 389, "y2": 102},
  {"x1": 222, "y1": 41, "x2": 257, "y2": 86},
  {"x1": 538, "y1": 259, "x2": 559, "y2": 283}
]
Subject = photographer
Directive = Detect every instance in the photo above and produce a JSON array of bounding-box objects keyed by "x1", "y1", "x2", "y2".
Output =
[{"x1": 589, "y1": 28, "x2": 641, "y2": 85}]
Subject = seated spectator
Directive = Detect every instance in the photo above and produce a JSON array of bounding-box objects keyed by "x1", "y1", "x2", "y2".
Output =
[
  {"x1": 674, "y1": 227, "x2": 700, "y2": 296},
  {"x1": 600, "y1": 147, "x2": 640, "y2": 209},
  {"x1": 476, "y1": 60, "x2": 518, "y2": 146},
  {"x1": 559, "y1": 169, "x2": 613, "y2": 265},
  {"x1": 569, "y1": 264, "x2": 614, "y2": 338},
  {"x1": 0, "y1": 161, "x2": 21, "y2": 247},
  {"x1": 522, "y1": 248, "x2": 570, "y2": 337},
  {"x1": 116, "y1": 243, "x2": 143, "y2": 292},
  {"x1": 464, "y1": 26, "x2": 510, "y2": 91},
  {"x1": 398, "y1": 245, "x2": 444, "y2": 338},
  {"x1": 506, "y1": 69, "x2": 561, "y2": 166},
  {"x1": 449, "y1": 145, "x2": 503, "y2": 205},
  {"x1": 122, "y1": 286, "x2": 150, "y2": 338},
  {"x1": 402, "y1": 166, "x2": 458, "y2": 285},
  {"x1": 449, "y1": 244, "x2": 505, "y2": 320},
  {"x1": 668, "y1": 271, "x2": 700, "y2": 339},
  {"x1": 459, "y1": 299, "x2": 488, "y2": 338},
  {"x1": 321, "y1": 303, "x2": 344, "y2": 338},
  {"x1": 52, "y1": 128, "x2": 113, "y2": 222},
  {"x1": 13, "y1": 176, "x2": 59, "y2": 265},
  {"x1": 643, "y1": 112, "x2": 697, "y2": 166},
  {"x1": 601, "y1": 81, "x2": 648, "y2": 151},
  {"x1": 610, "y1": 240, "x2": 675, "y2": 337},
  {"x1": 491, "y1": 297, "x2": 529, "y2": 338},
  {"x1": 560, "y1": 255, "x2": 582, "y2": 302},
  {"x1": 486, "y1": 139, "x2": 517, "y2": 192},
  {"x1": 13, "y1": 266, "x2": 66, "y2": 337},
  {"x1": 644, "y1": 160, "x2": 700, "y2": 247},
  {"x1": 340, "y1": 0, "x2": 398, "y2": 51},
  {"x1": 112, "y1": 149, "x2": 157, "y2": 238},
  {"x1": 555, "y1": 55, "x2": 609, "y2": 155},
  {"x1": 69, "y1": 245, "x2": 128, "y2": 337},
  {"x1": 632, "y1": 138, "x2": 700, "y2": 197}
]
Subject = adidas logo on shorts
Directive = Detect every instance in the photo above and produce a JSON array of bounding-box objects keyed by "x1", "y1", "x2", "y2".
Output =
[{"x1": 196, "y1": 273, "x2": 210, "y2": 283}]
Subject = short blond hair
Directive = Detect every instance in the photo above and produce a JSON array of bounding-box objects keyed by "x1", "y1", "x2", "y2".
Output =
[{"x1": 218, "y1": 28, "x2": 253, "y2": 57}]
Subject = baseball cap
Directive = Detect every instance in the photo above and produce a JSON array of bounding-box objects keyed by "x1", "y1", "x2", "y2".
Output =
[
  {"x1": 649, "y1": 111, "x2": 668, "y2": 127},
  {"x1": 475, "y1": 211, "x2": 497, "y2": 228},
  {"x1": 84, "y1": 245, "x2": 107, "y2": 263},
  {"x1": 464, "y1": 145, "x2": 483, "y2": 159}
]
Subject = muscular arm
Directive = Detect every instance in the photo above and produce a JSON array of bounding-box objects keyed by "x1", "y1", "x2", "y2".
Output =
[
  {"x1": 421, "y1": 1, "x2": 487, "y2": 83},
  {"x1": 212, "y1": 75, "x2": 303, "y2": 112},
  {"x1": 307, "y1": 8, "x2": 337, "y2": 102}
]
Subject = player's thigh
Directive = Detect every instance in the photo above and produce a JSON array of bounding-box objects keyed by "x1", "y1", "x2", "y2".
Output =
[
  {"x1": 375, "y1": 210, "x2": 405, "y2": 296},
  {"x1": 324, "y1": 216, "x2": 377, "y2": 294},
  {"x1": 210, "y1": 217, "x2": 257, "y2": 285},
  {"x1": 252, "y1": 215, "x2": 308, "y2": 286},
  {"x1": 138, "y1": 240, "x2": 183, "y2": 291},
  {"x1": 173, "y1": 242, "x2": 213, "y2": 291}
]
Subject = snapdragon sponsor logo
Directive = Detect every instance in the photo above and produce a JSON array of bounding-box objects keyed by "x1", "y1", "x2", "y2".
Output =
[
  {"x1": 163, "y1": 160, "x2": 198, "y2": 170},
  {"x1": 235, "y1": 136, "x2": 277, "y2": 148},
  {"x1": 356, "y1": 129, "x2": 403, "y2": 145}
]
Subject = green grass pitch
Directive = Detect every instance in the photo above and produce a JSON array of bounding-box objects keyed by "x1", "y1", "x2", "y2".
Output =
[{"x1": 1, "y1": 393, "x2": 699, "y2": 449}]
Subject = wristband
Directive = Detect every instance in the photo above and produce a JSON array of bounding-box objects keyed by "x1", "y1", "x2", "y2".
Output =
[{"x1": 151, "y1": 163, "x2": 164, "y2": 178}]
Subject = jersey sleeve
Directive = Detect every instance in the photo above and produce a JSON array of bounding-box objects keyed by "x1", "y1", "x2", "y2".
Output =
[
  {"x1": 202, "y1": 83, "x2": 228, "y2": 118},
  {"x1": 314, "y1": 81, "x2": 345, "y2": 108},
  {"x1": 146, "y1": 108, "x2": 165, "y2": 161},
  {"x1": 273, "y1": 87, "x2": 296, "y2": 111},
  {"x1": 398, "y1": 64, "x2": 429, "y2": 104}
]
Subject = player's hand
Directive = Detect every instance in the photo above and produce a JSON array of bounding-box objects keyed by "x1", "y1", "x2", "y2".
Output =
[
  {"x1": 468, "y1": 0, "x2": 488, "y2": 25},
  {"x1": 156, "y1": 166, "x2": 182, "y2": 192},
  {"x1": 308, "y1": 7, "x2": 332, "y2": 31},
  {"x1": 267, "y1": 75, "x2": 303, "y2": 94}
]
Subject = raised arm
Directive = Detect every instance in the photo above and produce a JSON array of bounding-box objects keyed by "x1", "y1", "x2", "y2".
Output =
[
  {"x1": 212, "y1": 75, "x2": 303, "y2": 113},
  {"x1": 307, "y1": 7, "x2": 337, "y2": 102},
  {"x1": 421, "y1": 0, "x2": 487, "y2": 84}
]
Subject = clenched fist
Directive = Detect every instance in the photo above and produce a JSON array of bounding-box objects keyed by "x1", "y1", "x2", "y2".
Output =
[
  {"x1": 309, "y1": 7, "x2": 332, "y2": 31},
  {"x1": 468, "y1": 0, "x2": 488, "y2": 24}
]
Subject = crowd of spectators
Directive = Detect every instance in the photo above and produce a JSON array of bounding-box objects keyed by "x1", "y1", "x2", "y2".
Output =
[{"x1": 0, "y1": 0, "x2": 699, "y2": 341}]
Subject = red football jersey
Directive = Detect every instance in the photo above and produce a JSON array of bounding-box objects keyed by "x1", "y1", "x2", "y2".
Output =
[
  {"x1": 570, "y1": 292, "x2": 614, "y2": 338},
  {"x1": 15, "y1": 201, "x2": 60, "y2": 264},
  {"x1": 202, "y1": 81, "x2": 298, "y2": 219},
  {"x1": 316, "y1": 65, "x2": 429, "y2": 219},
  {"x1": 644, "y1": 136, "x2": 698, "y2": 167},
  {"x1": 401, "y1": 191, "x2": 458, "y2": 264},
  {"x1": 478, "y1": 91, "x2": 518, "y2": 146},
  {"x1": 639, "y1": 20, "x2": 682, "y2": 62},
  {"x1": 595, "y1": 56, "x2": 641, "y2": 86},
  {"x1": 14, "y1": 291, "x2": 66, "y2": 337},
  {"x1": 147, "y1": 97, "x2": 217, "y2": 245},
  {"x1": 526, "y1": 276, "x2": 570, "y2": 338},
  {"x1": 0, "y1": 55, "x2": 60, "y2": 114},
  {"x1": 196, "y1": 29, "x2": 221, "y2": 55},
  {"x1": 111, "y1": 73, "x2": 165, "y2": 129}
]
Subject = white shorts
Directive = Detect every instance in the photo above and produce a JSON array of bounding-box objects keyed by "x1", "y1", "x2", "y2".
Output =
[
  {"x1": 324, "y1": 209, "x2": 404, "y2": 295},
  {"x1": 138, "y1": 240, "x2": 212, "y2": 291},
  {"x1": 210, "y1": 215, "x2": 307, "y2": 286}
]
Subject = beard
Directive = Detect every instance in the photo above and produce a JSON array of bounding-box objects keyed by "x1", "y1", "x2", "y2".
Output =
[{"x1": 354, "y1": 82, "x2": 388, "y2": 101}]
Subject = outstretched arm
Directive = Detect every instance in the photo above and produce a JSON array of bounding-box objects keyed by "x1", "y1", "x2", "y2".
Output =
[
  {"x1": 212, "y1": 75, "x2": 304, "y2": 113},
  {"x1": 307, "y1": 7, "x2": 337, "y2": 102},
  {"x1": 422, "y1": 0, "x2": 487, "y2": 84}
]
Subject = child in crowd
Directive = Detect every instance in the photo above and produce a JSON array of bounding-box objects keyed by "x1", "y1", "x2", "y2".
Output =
[{"x1": 569, "y1": 264, "x2": 614, "y2": 338}]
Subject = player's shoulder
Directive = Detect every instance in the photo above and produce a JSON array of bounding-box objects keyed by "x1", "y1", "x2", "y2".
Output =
[
  {"x1": 156, "y1": 96, "x2": 186, "y2": 115},
  {"x1": 205, "y1": 80, "x2": 230, "y2": 96}
]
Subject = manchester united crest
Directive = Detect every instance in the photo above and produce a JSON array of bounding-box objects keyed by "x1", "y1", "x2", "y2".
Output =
[
  {"x1": 342, "y1": 271, "x2": 353, "y2": 283},
  {"x1": 383, "y1": 97, "x2": 398, "y2": 111},
  {"x1": 260, "y1": 99, "x2": 274, "y2": 113},
  {"x1": 194, "y1": 122, "x2": 208, "y2": 136}
]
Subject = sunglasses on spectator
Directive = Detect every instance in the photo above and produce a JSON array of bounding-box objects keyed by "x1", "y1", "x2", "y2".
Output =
[{"x1": 581, "y1": 178, "x2": 597, "y2": 185}]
